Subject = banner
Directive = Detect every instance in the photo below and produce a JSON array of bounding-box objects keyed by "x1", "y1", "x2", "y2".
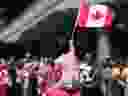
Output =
[{"x1": 74, "y1": 0, "x2": 112, "y2": 32}]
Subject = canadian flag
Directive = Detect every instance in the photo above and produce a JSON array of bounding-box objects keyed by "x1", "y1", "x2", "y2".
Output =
[{"x1": 74, "y1": 0, "x2": 112, "y2": 31}]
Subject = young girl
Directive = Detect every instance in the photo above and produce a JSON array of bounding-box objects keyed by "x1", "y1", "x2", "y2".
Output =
[{"x1": 41, "y1": 40, "x2": 80, "y2": 96}]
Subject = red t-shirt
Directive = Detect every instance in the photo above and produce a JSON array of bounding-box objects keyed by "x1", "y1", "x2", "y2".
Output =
[{"x1": 45, "y1": 88, "x2": 80, "y2": 96}]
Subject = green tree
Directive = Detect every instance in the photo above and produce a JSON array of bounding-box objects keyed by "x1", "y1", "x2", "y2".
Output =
[
  {"x1": 88, "y1": 0, "x2": 112, "y2": 5},
  {"x1": 64, "y1": 16, "x2": 72, "y2": 32}
]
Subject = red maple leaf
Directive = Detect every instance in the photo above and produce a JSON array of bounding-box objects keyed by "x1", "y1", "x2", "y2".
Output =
[{"x1": 92, "y1": 11, "x2": 104, "y2": 20}]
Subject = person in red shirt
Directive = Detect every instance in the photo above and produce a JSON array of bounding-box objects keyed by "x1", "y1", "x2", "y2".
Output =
[{"x1": 0, "y1": 64, "x2": 10, "y2": 96}]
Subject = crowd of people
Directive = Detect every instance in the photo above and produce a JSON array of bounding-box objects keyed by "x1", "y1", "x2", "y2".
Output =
[{"x1": 0, "y1": 40, "x2": 80, "y2": 96}]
